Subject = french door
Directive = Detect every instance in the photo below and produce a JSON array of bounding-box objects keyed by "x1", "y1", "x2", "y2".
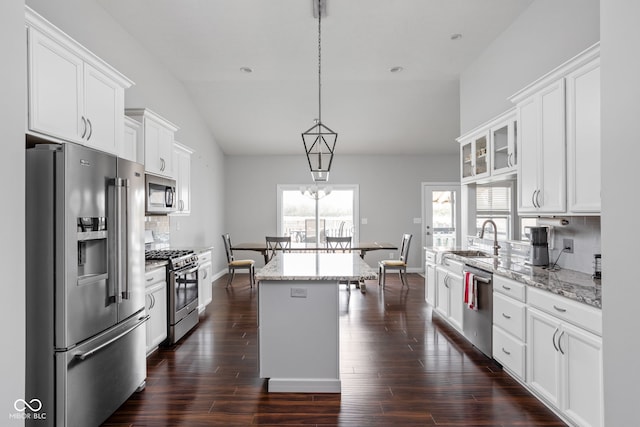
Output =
[
  {"x1": 277, "y1": 185, "x2": 359, "y2": 244},
  {"x1": 422, "y1": 183, "x2": 461, "y2": 254}
]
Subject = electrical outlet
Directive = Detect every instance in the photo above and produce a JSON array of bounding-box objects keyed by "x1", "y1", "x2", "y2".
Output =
[{"x1": 563, "y1": 238, "x2": 574, "y2": 253}]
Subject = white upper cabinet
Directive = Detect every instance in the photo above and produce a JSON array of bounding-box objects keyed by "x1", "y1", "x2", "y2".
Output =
[
  {"x1": 122, "y1": 116, "x2": 141, "y2": 163},
  {"x1": 26, "y1": 7, "x2": 133, "y2": 155},
  {"x1": 510, "y1": 43, "x2": 600, "y2": 215},
  {"x1": 172, "y1": 142, "x2": 194, "y2": 215},
  {"x1": 457, "y1": 108, "x2": 517, "y2": 184},
  {"x1": 566, "y1": 57, "x2": 601, "y2": 213},
  {"x1": 490, "y1": 112, "x2": 517, "y2": 176},
  {"x1": 516, "y1": 80, "x2": 566, "y2": 213},
  {"x1": 125, "y1": 108, "x2": 179, "y2": 178},
  {"x1": 459, "y1": 132, "x2": 490, "y2": 183}
]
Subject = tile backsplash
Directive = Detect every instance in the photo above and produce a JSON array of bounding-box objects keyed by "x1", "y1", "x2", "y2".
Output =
[
  {"x1": 145, "y1": 215, "x2": 170, "y2": 248},
  {"x1": 468, "y1": 216, "x2": 601, "y2": 276}
]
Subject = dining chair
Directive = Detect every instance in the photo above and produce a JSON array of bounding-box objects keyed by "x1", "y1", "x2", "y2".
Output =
[
  {"x1": 326, "y1": 236, "x2": 361, "y2": 292},
  {"x1": 325, "y1": 236, "x2": 352, "y2": 252},
  {"x1": 265, "y1": 236, "x2": 291, "y2": 262},
  {"x1": 222, "y1": 234, "x2": 255, "y2": 288},
  {"x1": 378, "y1": 234, "x2": 412, "y2": 288}
]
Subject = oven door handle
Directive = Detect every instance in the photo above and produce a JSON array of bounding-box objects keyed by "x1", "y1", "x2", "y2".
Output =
[{"x1": 176, "y1": 265, "x2": 200, "y2": 275}]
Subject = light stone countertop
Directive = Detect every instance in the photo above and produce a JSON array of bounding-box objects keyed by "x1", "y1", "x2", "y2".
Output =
[
  {"x1": 426, "y1": 247, "x2": 601, "y2": 309},
  {"x1": 256, "y1": 252, "x2": 378, "y2": 281}
]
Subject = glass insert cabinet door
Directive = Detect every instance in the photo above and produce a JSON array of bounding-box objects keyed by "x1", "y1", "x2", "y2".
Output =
[
  {"x1": 423, "y1": 184, "x2": 460, "y2": 249},
  {"x1": 460, "y1": 133, "x2": 489, "y2": 182},
  {"x1": 278, "y1": 185, "x2": 358, "y2": 245}
]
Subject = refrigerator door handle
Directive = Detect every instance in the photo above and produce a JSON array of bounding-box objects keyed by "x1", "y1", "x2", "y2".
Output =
[
  {"x1": 112, "y1": 177, "x2": 126, "y2": 303},
  {"x1": 121, "y1": 178, "x2": 131, "y2": 300},
  {"x1": 73, "y1": 315, "x2": 149, "y2": 361}
]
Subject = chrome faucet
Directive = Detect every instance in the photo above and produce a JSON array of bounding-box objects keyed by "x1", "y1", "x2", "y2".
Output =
[{"x1": 479, "y1": 219, "x2": 501, "y2": 256}]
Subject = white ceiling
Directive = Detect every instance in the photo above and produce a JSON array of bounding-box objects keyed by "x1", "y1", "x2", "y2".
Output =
[{"x1": 98, "y1": 0, "x2": 533, "y2": 156}]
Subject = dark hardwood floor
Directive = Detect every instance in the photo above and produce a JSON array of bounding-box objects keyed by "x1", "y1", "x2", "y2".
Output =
[{"x1": 103, "y1": 273, "x2": 565, "y2": 426}]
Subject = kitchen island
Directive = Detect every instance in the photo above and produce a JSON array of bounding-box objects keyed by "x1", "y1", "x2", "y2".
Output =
[{"x1": 255, "y1": 252, "x2": 377, "y2": 392}]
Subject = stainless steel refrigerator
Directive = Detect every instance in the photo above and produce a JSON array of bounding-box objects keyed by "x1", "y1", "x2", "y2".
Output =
[{"x1": 26, "y1": 143, "x2": 147, "y2": 427}]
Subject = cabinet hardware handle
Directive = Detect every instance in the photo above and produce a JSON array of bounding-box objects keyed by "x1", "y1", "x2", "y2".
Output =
[
  {"x1": 558, "y1": 331, "x2": 565, "y2": 355},
  {"x1": 502, "y1": 285, "x2": 511, "y2": 291},
  {"x1": 552, "y1": 328, "x2": 560, "y2": 352},
  {"x1": 160, "y1": 158, "x2": 165, "y2": 171},
  {"x1": 502, "y1": 347, "x2": 511, "y2": 355},
  {"x1": 535, "y1": 189, "x2": 541, "y2": 208},
  {"x1": 444, "y1": 274, "x2": 449, "y2": 288},
  {"x1": 81, "y1": 116, "x2": 87, "y2": 139},
  {"x1": 502, "y1": 313, "x2": 511, "y2": 319},
  {"x1": 86, "y1": 118, "x2": 93, "y2": 140},
  {"x1": 146, "y1": 277, "x2": 154, "y2": 282},
  {"x1": 553, "y1": 305, "x2": 567, "y2": 313},
  {"x1": 531, "y1": 190, "x2": 537, "y2": 208}
]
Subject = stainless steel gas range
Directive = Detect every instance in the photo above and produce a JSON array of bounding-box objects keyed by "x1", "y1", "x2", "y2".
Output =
[{"x1": 145, "y1": 249, "x2": 200, "y2": 344}]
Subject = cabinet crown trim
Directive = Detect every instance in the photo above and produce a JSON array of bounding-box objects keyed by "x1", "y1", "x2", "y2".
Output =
[
  {"x1": 508, "y1": 42, "x2": 600, "y2": 104},
  {"x1": 456, "y1": 107, "x2": 516, "y2": 143},
  {"x1": 174, "y1": 141, "x2": 195, "y2": 154},
  {"x1": 125, "y1": 108, "x2": 180, "y2": 132},
  {"x1": 26, "y1": 5, "x2": 134, "y2": 89}
]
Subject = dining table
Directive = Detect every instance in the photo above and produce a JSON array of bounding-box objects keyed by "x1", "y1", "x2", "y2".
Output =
[{"x1": 231, "y1": 241, "x2": 398, "y2": 264}]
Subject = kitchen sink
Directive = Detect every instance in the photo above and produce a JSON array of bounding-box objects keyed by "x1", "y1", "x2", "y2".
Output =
[{"x1": 447, "y1": 250, "x2": 491, "y2": 258}]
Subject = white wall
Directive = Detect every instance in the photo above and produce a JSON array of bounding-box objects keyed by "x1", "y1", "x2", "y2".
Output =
[
  {"x1": 601, "y1": 1, "x2": 640, "y2": 425},
  {"x1": 460, "y1": 0, "x2": 600, "y2": 133},
  {"x1": 0, "y1": 1, "x2": 25, "y2": 423},
  {"x1": 225, "y1": 153, "x2": 459, "y2": 269},
  {"x1": 25, "y1": 0, "x2": 228, "y2": 271}
]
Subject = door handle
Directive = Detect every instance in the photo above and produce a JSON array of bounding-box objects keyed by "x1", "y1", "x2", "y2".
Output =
[
  {"x1": 74, "y1": 316, "x2": 149, "y2": 361},
  {"x1": 558, "y1": 331, "x2": 565, "y2": 355},
  {"x1": 86, "y1": 118, "x2": 93, "y2": 140},
  {"x1": 81, "y1": 116, "x2": 87, "y2": 139},
  {"x1": 552, "y1": 327, "x2": 560, "y2": 352}
]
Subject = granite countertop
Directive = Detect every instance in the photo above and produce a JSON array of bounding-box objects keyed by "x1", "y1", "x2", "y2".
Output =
[
  {"x1": 426, "y1": 247, "x2": 601, "y2": 309},
  {"x1": 256, "y1": 252, "x2": 378, "y2": 281}
]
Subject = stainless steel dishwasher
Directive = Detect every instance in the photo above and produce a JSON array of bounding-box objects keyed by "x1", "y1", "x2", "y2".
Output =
[{"x1": 462, "y1": 264, "x2": 493, "y2": 358}]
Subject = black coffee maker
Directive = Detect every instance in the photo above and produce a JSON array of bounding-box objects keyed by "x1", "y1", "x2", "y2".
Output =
[{"x1": 528, "y1": 226, "x2": 549, "y2": 266}]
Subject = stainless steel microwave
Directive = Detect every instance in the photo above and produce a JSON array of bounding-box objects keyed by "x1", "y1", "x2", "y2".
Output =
[{"x1": 145, "y1": 174, "x2": 177, "y2": 214}]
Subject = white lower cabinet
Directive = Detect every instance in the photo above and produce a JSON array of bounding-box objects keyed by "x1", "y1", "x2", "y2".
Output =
[
  {"x1": 434, "y1": 258, "x2": 463, "y2": 331},
  {"x1": 492, "y1": 280, "x2": 527, "y2": 381},
  {"x1": 526, "y1": 289, "x2": 603, "y2": 427},
  {"x1": 198, "y1": 250, "x2": 213, "y2": 313},
  {"x1": 145, "y1": 267, "x2": 167, "y2": 355},
  {"x1": 424, "y1": 251, "x2": 437, "y2": 306}
]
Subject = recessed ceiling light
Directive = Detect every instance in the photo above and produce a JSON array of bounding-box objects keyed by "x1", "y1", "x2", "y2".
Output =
[
  {"x1": 389, "y1": 66, "x2": 404, "y2": 73},
  {"x1": 240, "y1": 66, "x2": 253, "y2": 73},
  {"x1": 450, "y1": 33, "x2": 463, "y2": 41}
]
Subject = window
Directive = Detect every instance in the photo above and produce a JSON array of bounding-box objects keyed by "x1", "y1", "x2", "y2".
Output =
[
  {"x1": 277, "y1": 185, "x2": 359, "y2": 244},
  {"x1": 475, "y1": 181, "x2": 516, "y2": 240}
]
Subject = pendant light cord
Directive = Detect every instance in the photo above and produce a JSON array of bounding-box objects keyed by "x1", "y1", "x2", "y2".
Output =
[{"x1": 317, "y1": 0, "x2": 322, "y2": 125}]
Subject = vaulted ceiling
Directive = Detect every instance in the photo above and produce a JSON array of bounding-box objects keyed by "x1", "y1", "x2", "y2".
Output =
[{"x1": 98, "y1": 0, "x2": 533, "y2": 156}]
